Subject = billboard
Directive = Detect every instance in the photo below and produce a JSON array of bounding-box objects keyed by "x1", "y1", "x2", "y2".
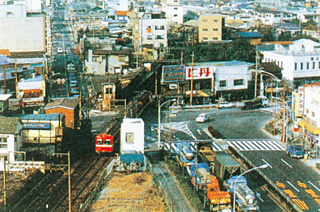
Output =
[
  {"x1": 162, "y1": 65, "x2": 185, "y2": 83},
  {"x1": 186, "y1": 66, "x2": 215, "y2": 80},
  {"x1": 298, "y1": 86, "x2": 304, "y2": 115}
]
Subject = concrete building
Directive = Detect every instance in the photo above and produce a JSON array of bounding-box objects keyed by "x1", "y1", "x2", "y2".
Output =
[
  {"x1": 198, "y1": 14, "x2": 224, "y2": 42},
  {"x1": 161, "y1": 0, "x2": 184, "y2": 25},
  {"x1": 0, "y1": 3, "x2": 46, "y2": 53},
  {"x1": 120, "y1": 118, "x2": 144, "y2": 154},
  {"x1": 132, "y1": 11, "x2": 168, "y2": 50},
  {"x1": 295, "y1": 84, "x2": 320, "y2": 148},
  {"x1": 262, "y1": 39, "x2": 320, "y2": 87},
  {"x1": 0, "y1": 94, "x2": 12, "y2": 113}
]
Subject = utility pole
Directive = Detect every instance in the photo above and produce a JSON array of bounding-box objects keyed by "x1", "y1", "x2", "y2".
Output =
[
  {"x1": 190, "y1": 52, "x2": 194, "y2": 105},
  {"x1": 3, "y1": 159, "x2": 6, "y2": 212}
]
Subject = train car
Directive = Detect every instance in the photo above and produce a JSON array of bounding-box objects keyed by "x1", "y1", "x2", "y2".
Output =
[{"x1": 96, "y1": 133, "x2": 114, "y2": 153}]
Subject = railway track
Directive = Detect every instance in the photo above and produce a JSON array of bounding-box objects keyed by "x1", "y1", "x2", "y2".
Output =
[{"x1": 9, "y1": 154, "x2": 112, "y2": 212}]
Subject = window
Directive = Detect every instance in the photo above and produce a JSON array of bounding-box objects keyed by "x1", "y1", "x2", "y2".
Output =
[
  {"x1": 220, "y1": 80, "x2": 226, "y2": 87},
  {"x1": 312, "y1": 111, "x2": 315, "y2": 117},
  {"x1": 155, "y1": 25, "x2": 160, "y2": 30},
  {"x1": 301, "y1": 63, "x2": 303, "y2": 70},
  {"x1": 174, "y1": 7, "x2": 178, "y2": 10},
  {"x1": 202, "y1": 37, "x2": 208, "y2": 40},
  {"x1": 174, "y1": 14, "x2": 178, "y2": 17},
  {"x1": 202, "y1": 19, "x2": 208, "y2": 22},
  {"x1": 234, "y1": 79, "x2": 244, "y2": 86},
  {"x1": 295, "y1": 63, "x2": 297, "y2": 70},
  {"x1": 160, "y1": 25, "x2": 165, "y2": 30},
  {"x1": 306, "y1": 109, "x2": 309, "y2": 114},
  {"x1": 147, "y1": 35, "x2": 152, "y2": 40},
  {"x1": 213, "y1": 28, "x2": 218, "y2": 31},
  {"x1": 0, "y1": 137, "x2": 8, "y2": 149},
  {"x1": 311, "y1": 57, "x2": 314, "y2": 60},
  {"x1": 203, "y1": 28, "x2": 208, "y2": 31},
  {"x1": 313, "y1": 62, "x2": 315, "y2": 69},
  {"x1": 213, "y1": 19, "x2": 218, "y2": 22},
  {"x1": 126, "y1": 133, "x2": 134, "y2": 143},
  {"x1": 307, "y1": 62, "x2": 309, "y2": 70}
]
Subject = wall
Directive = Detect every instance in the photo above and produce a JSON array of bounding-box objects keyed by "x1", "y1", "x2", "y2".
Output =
[
  {"x1": 0, "y1": 16, "x2": 45, "y2": 52},
  {"x1": 198, "y1": 14, "x2": 223, "y2": 42},
  {"x1": 45, "y1": 108, "x2": 76, "y2": 129},
  {"x1": 304, "y1": 85, "x2": 320, "y2": 128},
  {"x1": 120, "y1": 118, "x2": 144, "y2": 154}
]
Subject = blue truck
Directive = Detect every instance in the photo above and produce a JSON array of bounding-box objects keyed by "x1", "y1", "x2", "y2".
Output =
[{"x1": 286, "y1": 144, "x2": 304, "y2": 158}]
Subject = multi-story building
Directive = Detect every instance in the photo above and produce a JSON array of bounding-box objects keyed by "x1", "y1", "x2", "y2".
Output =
[
  {"x1": 262, "y1": 39, "x2": 320, "y2": 87},
  {"x1": 198, "y1": 14, "x2": 224, "y2": 43},
  {"x1": 132, "y1": 11, "x2": 168, "y2": 50},
  {"x1": 294, "y1": 83, "x2": 320, "y2": 147},
  {"x1": 161, "y1": 0, "x2": 184, "y2": 25},
  {"x1": 0, "y1": 2, "x2": 46, "y2": 53}
]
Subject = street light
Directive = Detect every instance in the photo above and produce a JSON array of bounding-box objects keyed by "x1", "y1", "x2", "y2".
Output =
[
  {"x1": 158, "y1": 98, "x2": 176, "y2": 150},
  {"x1": 233, "y1": 163, "x2": 270, "y2": 212},
  {"x1": 255, "y1": 69, "x2": 281, "y2": 98}
]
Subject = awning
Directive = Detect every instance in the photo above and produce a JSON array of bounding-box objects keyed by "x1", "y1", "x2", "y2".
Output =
[
  {"x1": 198, "y1": 90, "x2": 210, "y2": 97},
  {"x1": 306, "y1": 123, "x2": 320, "y2": 135},
  {"x1": 299, "y1": 120, "x2": 320, "y2": 135},
  {"x1": 299, "y1": 120, "x2": 306, "y2": 128}
]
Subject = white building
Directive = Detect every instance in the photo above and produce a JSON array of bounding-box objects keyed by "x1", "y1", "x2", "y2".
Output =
[
  {"x1": 136, "y1": 12, "x2": 168, "y2": 49},
  {"x1": 0, "y1": 3, "x2": 45, "y2": 53},
  {"x1": 0, "y1": 116, "x2": 23, "y2": 166},
  {"x1": 161, "y1": 0, "x2": 184, "y2": 25},
  {"x1": 297, "y1": 84, "x2": 320, "y2": 145},
  {"x1": 191, "y1": 60, "x2": 254, "y2": 93},
  {"x1": 120, "y1": 118, "x2": 144, "y2": 154},
  {"x1": 262, "y1": 39, "x2": 320, "y2": 85}
]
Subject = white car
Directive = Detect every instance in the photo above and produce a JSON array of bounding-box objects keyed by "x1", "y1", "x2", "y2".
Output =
[
  {"x1": 217, "y1": 100, "x2": 234, "y2": 108},
  {"x1": 196, "y1": 113, "x2": 210, "y2": 123}
]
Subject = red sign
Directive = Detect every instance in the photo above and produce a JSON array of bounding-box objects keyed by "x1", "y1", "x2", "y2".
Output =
[{"x1": 186, "y1": 66, "x2": 214, "y2": 80}]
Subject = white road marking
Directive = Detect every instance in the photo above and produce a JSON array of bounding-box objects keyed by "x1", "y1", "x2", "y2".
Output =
[
  {"x1": 308, "y1": 181, "x2": 320, "y2": 192},
  {"x1": 262, "y1": 159, "x2": 273, "y2": 169},
  {"x1": 287, "y1": 181, "x2": 300, "y2": 192},
  {"x1": 281, "y1": 159, "x2": 293, "y2": 168}
]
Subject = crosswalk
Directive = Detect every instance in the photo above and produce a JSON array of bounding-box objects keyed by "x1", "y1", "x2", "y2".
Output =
[
  {"x1": 164, "y1": 140, "x2": 286, "y2": 153},
  {"x1": 226, "y1": 140, "x2": 286, "y2": 151}
]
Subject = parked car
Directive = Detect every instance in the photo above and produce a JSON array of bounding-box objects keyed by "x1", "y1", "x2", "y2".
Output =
[
  {"x1": 286, "y1": 144, "x2": 304, "y2": 158},
  {"x1": 196, "y1": 113, "x2": 210, "y2": 123},
  {"x1": 218, "y1": 100, "x2": 234, "y2": 108}
]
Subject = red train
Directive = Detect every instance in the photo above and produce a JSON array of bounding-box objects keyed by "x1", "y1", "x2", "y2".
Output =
[{"x1": 95, "y1": 134, "x2": 114, "y2": 153}]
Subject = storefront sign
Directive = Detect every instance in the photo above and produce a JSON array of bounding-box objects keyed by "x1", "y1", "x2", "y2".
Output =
[
  {"x1": 23, "y1": 123, "x2": 51, "y2": 130},
  {"x1": 162, "y1": 65, "x2": 185, "y2": 83},
  {"x1": 298, "y1": 86, "x2": 304, "y2": 114},
  {"x1": 186, "y1": 66, "x2": 215, "y2": 80}
]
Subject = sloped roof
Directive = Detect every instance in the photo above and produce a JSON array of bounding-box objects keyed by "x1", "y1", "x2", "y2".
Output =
[
  {"x1": 45, "y1": 98, "x2": 79, "y2": 110},
  {"x1": 0, "y1": 116, "x2": 21, "y2": 134}
]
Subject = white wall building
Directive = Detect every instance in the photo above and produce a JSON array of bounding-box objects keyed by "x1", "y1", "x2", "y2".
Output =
[
  {"x1": 304, "y1": 84, "x2": 320, "y2": 130},
  {"x1": 161, "y1": 0, "x2": 183, "y2": 25},
  {"x1": 120, "y1": 118, "x2": 144, "y2": 154},
  {"x1": 0, "y1": 3, "x2": 45, "y2": 52},
  {"x1": 25, "y1": 0, "x2": 41, "y2": 13},
  {"x1": 262, "y1": 39, "x2": 320, "y2": 84},
  {"x1": 192, "y1": 60, "x2": 254, "y2": 93},
  {"x1": 137, "y1": 12, "x2": 168, "y2": 49}
]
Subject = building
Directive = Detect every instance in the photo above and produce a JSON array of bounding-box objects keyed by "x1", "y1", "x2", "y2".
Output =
[
  {"x1": 44, "y1": 98, "x2": 80, "y2": 130},
  {"x1": 198, "y1": 14, "x2": 224, "y2": 43},
  {"x1": 0, "y1": 116, "x2": 23, "y2": 164},
  {"x1": 20, "y1": 113, "x2": 64, "y2": 144},
  {"x1": 161, "y1": 0, "x2": 184, "y2": 25},
  {"x1": 161, "y1": 60, "x2": 254, "y2": 103},
  {"x1": 132, "y1": 11, "x2": 168, "y2": 50},
  {"x1": 120, "y1": 118, "x2": 144, "y2": 154},
  {"x1": 17, "y1": 73, "x2": 46, "y2": 112},
  {"x1": 262, "y1": 39, "x2": 320, "y2": 87},
  {"x1": 0, "y1": 3, "x2": 46, "y2": 53},
  {"x1": 295, "y1": 84, "x2": 320, "y2": 150},
  {"x1": 0, "y1": 94, "x2": 12, "y2": 113}
]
